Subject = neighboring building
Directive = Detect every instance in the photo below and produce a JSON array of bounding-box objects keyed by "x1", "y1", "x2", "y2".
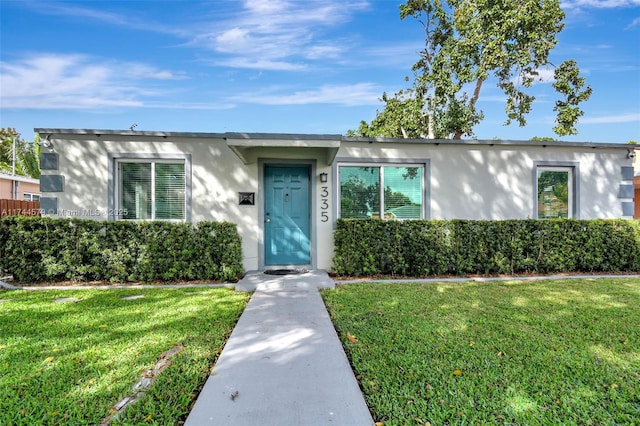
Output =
[
  {"x1": 35, "y1": 129, "x2": 634, "y2": 271},
  {"x1": 0, "y1": 172, "x2": 40, "y2": 201},
  {"x1": 633, "y1": 150, "x2": 640, "y2": 219}
]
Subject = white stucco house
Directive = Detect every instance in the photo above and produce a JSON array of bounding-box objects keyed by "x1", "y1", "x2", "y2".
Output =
[{"x1": 34, "y1": 129, "x2": 635, "y2": 272}]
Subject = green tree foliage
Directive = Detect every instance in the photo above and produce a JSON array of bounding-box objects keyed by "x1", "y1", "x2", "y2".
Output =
[
  {"x1": 531, "y1": 136, "x2": 557, "y2": 142},
  {"x1": 353, "y1": 0, "x2": 592, "y2": 139},
  {"x1": 0, "y1": 128, "x2": 41, "y2": 178},
  {"x1": 348, "y1": 90, "x2": 431, "y2": 139},
  {"x1": 0, "y1": 128, "x2": 18, "y2": 169}
]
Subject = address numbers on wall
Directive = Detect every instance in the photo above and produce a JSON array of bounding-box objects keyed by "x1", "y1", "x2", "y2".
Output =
[{"x1": 320, "y1": 186, "x2": 329, "y2": 222}]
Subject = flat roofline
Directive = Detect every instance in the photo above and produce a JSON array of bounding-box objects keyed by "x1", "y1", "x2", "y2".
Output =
[
  {"x1": 342, "y1": 136, "x2": 633, "y2": 150},
  {"x1": 34, "y1": 128, "x2": 633, "y2": 149},
  {"x1": 35, "y1": 128, "x2": 227, "y2": 139},
  {"x1": 226, "y1": 132, "x2": 342, "y2": 141},
  {"x1": 0, "y1": 172, "x2": 39, "y2": 184}
]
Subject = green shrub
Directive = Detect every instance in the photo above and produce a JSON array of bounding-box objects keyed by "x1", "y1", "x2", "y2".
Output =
[
  {"x1": 0, "y1": 217, "x2": 244, "y2": 283},
  {"x1": 332, "y1": 218, "x2": 640, "y2": 277}
]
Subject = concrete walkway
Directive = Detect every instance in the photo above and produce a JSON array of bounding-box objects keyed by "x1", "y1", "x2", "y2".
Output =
[{"x1": 185, "y1": 270, "x2": 375, "y2": 426}]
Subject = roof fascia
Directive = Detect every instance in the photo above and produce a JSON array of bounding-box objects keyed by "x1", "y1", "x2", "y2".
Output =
[{"x1": 341, "y1": 137, "x2": 632, "y2": 150}]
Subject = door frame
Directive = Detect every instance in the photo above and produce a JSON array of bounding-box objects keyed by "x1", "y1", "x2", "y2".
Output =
[{"x1": 258, "y1": 159, "x2": 317, "y2": 270}]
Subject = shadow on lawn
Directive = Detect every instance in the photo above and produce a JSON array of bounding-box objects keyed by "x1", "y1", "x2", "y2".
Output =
[
  {"x1": 324, "y1": 278, "x2": 640, "y2": 424},
  {"x1": 0, "y1": 288, "x2": 248, "y2": 425}
]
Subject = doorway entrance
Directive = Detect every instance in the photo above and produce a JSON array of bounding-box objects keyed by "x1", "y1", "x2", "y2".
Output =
[{"x1": 263, "y1": 165, "x2": 311, "y2": 266}]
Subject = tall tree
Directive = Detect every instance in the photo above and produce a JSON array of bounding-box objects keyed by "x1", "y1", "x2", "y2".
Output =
[
  {"x1": 0, "y1": 128, "x2": 19, "y2": 168},
  {"x1": 0, "y1": 128, "x2": 41, "y2": 178},
  {"x1": 353, "y1": 0, "x2": 592, "y2": 139}
]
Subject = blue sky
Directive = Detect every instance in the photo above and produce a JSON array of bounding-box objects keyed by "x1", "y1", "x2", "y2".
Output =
[{"x1": 1, "y1": 0, "x2": 639, "y2": 143}]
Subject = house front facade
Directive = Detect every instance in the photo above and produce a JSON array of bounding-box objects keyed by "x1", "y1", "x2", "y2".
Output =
[{"x1": 35, "y1": 129, "x2": 634, "y2": 272}]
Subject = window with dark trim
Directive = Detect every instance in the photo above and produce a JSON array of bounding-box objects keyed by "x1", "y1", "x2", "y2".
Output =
[
  {"x1": 117, "y1": 160, "x2": 186, "y2": 220},
  {"x1": 338, "y1": 164, "x2": 424, "y2": 219},
  {"x1": 536, "y1": 166, "x2": 574, "y2": 219}
]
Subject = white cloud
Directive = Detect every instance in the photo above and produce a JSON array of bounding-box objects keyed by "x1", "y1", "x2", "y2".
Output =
[
  {"x1": 26, "y1": 1, "x2": 370, "y2": 71},
  {"x1": 125, "y1": 63, "x2": 187, "y2": 80},
  {"x1": 143, "y1": 101, "x2": 236, "y2": 110},
  {"x1": 215, "y1": 28, "x2": 253, "y2": 51},
  {"x1": 627, "y1": 16, "x2": 640, "y2": 28},
  {"x1": 529, "y1": 68, "x2": 556, "y2": 83},
  {"x1": 215, "y1": 58, "x2": 308, "y2": 71},
  {"x1": 539, "y1": 69, "x2": 558, "y2": 82},
  {"x1": 562, "y1": 0, "x2": 640, "y2": 8},
  {"x1": 194, "y1": 0, "x2": 369, "y2": 70},
  {"x1": 228, "y1": 83, "x2": 382, "y2": 106},
  {"x1": 512, "y1": 67, "x2": 557, "y2": 86},
  {"x1": 32, "y1": 2, "x2": 189, "y2": 37},
  {"x1": 244, "y1": 0, "x2": 291, "y2": 14},
  {"x1": 0, "y1": 53, "x2": 183, "y2": 109},
  {"x1": 306, "y1": 45, "x2": 345, "y2": 60},
  {"x1": 581, "y1": 112, "x2": 640, "y2": 124}
]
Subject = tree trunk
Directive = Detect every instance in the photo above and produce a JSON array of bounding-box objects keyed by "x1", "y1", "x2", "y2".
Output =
[{"x1": 453, "y1": 77, "x2": 485, "y2": 140}]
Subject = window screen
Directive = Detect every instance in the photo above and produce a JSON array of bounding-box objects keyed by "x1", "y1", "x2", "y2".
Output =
[
  {"x1": 382, "y1": 166, "x2": 422, "y2": 219},
  {"x1": 119, "y1": 161, "x2": 185, "y2": 220},
  {"x1": 155, "y1": 163, "x2": 185, "y2": 220},
  {"x1": 121, "y1": 163, "x2": 151, "y2": 220}
]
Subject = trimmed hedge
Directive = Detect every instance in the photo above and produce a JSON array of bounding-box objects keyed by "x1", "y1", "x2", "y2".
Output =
[
  {"x1": 0, "y1": 217, "x2": 244, "y2": 283},
  {"x1": 332, "y1": 219, "x2": 640, "y2": 277}
]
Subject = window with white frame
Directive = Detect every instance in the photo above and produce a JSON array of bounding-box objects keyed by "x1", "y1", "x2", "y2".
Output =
[
  {"x1": 23, "y1": 193, "x2": 40, "y2": 201},
  {"x1": 536, "y1": 166, "x2": 574, "y2": 219},
  {"x1": 117, "y1": 160, "x2": 186, "y2": 220},
  {"x1": 338, "y1": 164, "x2": 424, "y2": 219}
]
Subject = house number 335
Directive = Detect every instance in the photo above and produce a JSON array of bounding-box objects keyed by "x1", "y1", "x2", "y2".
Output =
[{"x1": 320, "y1": 186, "x2": 329, "y2": 222}]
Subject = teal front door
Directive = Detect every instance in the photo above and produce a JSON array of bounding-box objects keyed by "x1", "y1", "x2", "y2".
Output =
[{"x1": 264, "y1": 165, "x2": 311, "y2": 265}]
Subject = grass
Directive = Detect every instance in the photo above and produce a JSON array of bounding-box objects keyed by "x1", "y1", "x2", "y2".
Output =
[
  {"x1": 322, "y1": 278, "x2": 640, "y2": 425},
  {"x1": 0, "y1": 287, "x2": 249, "y2": 425}
]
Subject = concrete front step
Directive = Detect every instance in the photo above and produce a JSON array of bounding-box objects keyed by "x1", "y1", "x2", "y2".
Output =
[{"x1": 235, "y1": 270, "x2": 336, "y2": 292}]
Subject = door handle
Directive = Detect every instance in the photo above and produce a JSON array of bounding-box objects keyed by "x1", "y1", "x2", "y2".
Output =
[{"x1": 265, "y1": 212, "x2": 270, "y2": 223}]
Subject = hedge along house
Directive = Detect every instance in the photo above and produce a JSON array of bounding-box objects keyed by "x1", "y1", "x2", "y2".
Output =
[{"x1": 34, "y1": 128, "x2": 635, "y2": 272}]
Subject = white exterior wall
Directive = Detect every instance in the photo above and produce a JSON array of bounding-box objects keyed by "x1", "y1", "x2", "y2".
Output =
[
  {"x1": 38, "y1": 131, "x2": 633, "y2": 273},
  {"x1": 336, "y1": 141, "x2": 632, "y2": 220},
  {"x1": 41, "y1": 133, "x2": 263, "y2": 269},
  {"x1": 39, "y1": 133, "x2": 338, "y2": 271}
]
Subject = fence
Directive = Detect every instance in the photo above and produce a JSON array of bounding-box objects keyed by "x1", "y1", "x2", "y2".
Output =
[{"x1": 0, "y1": 199, "x2": 41, "y2": 218}]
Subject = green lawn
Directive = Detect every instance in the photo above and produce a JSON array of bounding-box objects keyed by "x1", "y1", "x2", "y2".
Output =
[
  {"x1": 323, "y1": 278, "x2": 640, "y2": 425},
  {"x1": 0, "y1": 287, "x2": 249, "y2": 425}
]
